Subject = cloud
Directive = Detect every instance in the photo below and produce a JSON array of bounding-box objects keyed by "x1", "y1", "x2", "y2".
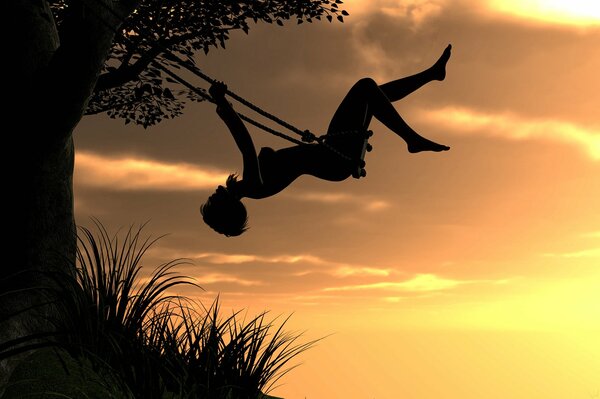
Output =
[
  {"x1": 379, "y1": 0, "x2": 445, "y2": 25},
  {"x1": 333, "y1": 266, "x2": 393, "y2": 277},
  {"x1": 350, "y1": 0, "x2": 600, "y2": 28},
  {"x1": 348, "y1": 0, "x2": 446, "y2": 24},
  {"x1": 487, "y1": 0, "x2": 600, "y2": 27},
  {"x1": 75, "y1": 151, "x2": 228, "y2": 191},
  {"x1": 324, "y1": 273, "x2": 466, "y2": 292},
  {"x1": 169, "y1": 250, "x2": 393, "y2": 277},
  {"x1": 327, "y1": 1, "x2": 452, "y2": 82},
  {"x1": 383, "y1": 296, "x2": 403, "y2": 303},
  {"x1": 192, "y1": 252, "x2": 324, "y2": 265},
  {"x1": 543, "y1": 248, "x2": 600, "y2": 258},
  {"x1": 288, "y1": 191, "x2": 391, "y2": 212},
  {"x1": 193, "y1": 273, "x2": 263, "y2": 286},
  {"x1": 194, "y1": 253, "x2": 262, "y2": 264},
  {"x1": 292, "y1": 192, "x2": 354, "y2": 203},
  {"x1": 365, "y1": 201, "x2": 391, "y2": 212},
  {"x1": 581, "y1": 231, "x2": 600, "y2": 239},
  {"x1": 419, "y1": 106, "x2": 600, "y2": 160}
]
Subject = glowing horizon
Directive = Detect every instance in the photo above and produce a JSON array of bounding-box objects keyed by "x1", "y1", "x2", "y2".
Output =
[{"x1": 489, "y1": 0, "x2": 600, "y2": 26}]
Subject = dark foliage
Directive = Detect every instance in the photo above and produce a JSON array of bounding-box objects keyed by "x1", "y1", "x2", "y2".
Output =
[{"x1": 49, "y1": 0, "x2": 347, "y2": 128}]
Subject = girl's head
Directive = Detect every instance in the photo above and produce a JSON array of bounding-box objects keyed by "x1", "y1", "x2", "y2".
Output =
[{"x1": 200, "y1": 174, "x2": 248, "y2": 237}]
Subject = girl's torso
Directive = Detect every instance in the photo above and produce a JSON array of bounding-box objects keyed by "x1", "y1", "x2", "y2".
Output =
[{"x1": 242, "y1": 143, "x2": 356, "y2": 199}]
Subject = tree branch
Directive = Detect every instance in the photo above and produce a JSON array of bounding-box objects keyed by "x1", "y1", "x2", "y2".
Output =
[
  {"x1": 94, "y1": 31, "x2": 200, "y2": 92},
  {"x1": 38, "y1": 0, "x2": 140, "y2": 142}
]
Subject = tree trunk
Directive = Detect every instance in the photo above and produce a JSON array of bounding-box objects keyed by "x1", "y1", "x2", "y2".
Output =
[
  {"x1": 1, "y1": 0, "x2": 71, "y2": 384},
  {"x1": 1, "y1": 0, "x2": 135, "y2": 385}
]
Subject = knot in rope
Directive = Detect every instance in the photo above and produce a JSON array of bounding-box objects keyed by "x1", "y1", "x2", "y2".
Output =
[{"x1": 301, "y1": 130, "x2": 318, "y2": 143}]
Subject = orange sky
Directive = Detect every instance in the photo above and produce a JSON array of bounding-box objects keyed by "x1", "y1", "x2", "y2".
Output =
[{"x1": 75, "y1": 1, "x2": 600, "y2": 397}]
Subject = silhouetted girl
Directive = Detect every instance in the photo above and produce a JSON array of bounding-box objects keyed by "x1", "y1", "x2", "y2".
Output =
[{"x1": 201, "y1": 44, "x2": 452, "y2": 236}]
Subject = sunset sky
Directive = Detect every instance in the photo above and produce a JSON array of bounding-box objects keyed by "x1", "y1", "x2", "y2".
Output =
[{"x1": 74, "y1": 1, "x2": 600, "y2": 397}]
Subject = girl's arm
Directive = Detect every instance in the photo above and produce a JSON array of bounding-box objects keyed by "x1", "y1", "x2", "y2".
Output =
[{"x1": 210, "y1": 82, "x2": 263, "y2": 187}]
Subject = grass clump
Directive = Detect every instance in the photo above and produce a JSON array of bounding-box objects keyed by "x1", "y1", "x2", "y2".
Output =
[{"x1": 0, "y1": 220, "x2": 317, "y2": 399}]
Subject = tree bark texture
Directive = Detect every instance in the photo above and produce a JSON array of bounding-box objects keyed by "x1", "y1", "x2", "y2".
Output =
[{"x1": 2, "y1": 0, "x2": 136, "y2": 385}]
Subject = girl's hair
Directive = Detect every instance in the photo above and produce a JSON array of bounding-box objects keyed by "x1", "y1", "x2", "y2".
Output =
[{"x1": 200, "y1": 174, "x2": 248, "y2": 237}]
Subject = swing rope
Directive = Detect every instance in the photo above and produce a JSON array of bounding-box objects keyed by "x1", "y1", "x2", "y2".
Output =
[
  {"x1": 83, "y1": 0, "x2": 368, "y2": 167},
  {"x1": 162, "y1": 52, "x2": 319, "y2": 144},
  {"x1": 159, "y1": 53, "x2": 373, "y2": 164},
  {"x1": 155, "y1": 62, "x2": 307, "y2": 146},
  {"x1": 157, "y1": 57, "x2": 364, "y2": 163}
]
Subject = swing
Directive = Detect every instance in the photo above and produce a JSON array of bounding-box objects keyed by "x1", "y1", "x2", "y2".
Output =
[
  {"x1": 79, "y1": 0, "x2": 373, "y2": 178},
  {"x1": 154, "y1": 56, "x2": 373, "y2": 179}
]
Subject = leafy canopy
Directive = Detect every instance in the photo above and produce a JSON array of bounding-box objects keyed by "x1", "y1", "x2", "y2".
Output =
[{"x1": 50, "y1": 0, "x2": 347, "y2": 128}]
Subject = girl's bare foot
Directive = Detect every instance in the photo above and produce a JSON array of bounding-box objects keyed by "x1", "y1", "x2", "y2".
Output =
[
  {"x1": 430, "y1": 44, "x2": 452, "y2": 81},
  {"x1": 407, "y1": 135, "x2": 450, "y2": 153}
]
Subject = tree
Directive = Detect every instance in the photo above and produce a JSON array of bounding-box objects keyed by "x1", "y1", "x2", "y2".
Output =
[{"x1": 2, "y1": 0, "x2": 346, "y2": 382}]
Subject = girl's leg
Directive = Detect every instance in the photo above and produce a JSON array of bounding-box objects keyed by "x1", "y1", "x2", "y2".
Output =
[
  {"x1": 327, "y1": 78, "x2": 449, "y2": 153},
  {"x1": 380, "y1": 44, "x2": 451, "y2": 102},
  {"x1": 327, "y1": 44, "x2": 451, "y2": 153}
]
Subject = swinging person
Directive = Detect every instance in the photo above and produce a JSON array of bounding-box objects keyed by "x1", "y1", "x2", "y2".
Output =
[{"x1": 201, "y1": 44, "x2": 452, "y2": 236}]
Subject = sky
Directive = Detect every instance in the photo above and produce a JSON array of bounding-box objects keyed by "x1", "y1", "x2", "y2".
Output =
[{"x1": 74, "y1": 1, "x2": 600, "y2": 397}]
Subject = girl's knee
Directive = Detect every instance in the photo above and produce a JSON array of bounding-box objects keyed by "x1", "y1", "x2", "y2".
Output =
[{"x1": 355, "y1": 77, "x2": 378, "y2": 89}]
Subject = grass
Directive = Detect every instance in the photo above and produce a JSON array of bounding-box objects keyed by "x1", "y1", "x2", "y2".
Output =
[{"x1": 0, "y1": 220, "x2": 319, "y2": 399}]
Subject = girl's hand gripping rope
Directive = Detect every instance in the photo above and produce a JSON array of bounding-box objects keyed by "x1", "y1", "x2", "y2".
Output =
[{"x1": 209, "y1": 81, "x2": 228, "y2": 102}]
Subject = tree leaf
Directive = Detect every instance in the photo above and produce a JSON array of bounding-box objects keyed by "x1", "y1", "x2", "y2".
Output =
[{"x1": 164, "y1": 88, "x2": 175, "y2": 99}]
